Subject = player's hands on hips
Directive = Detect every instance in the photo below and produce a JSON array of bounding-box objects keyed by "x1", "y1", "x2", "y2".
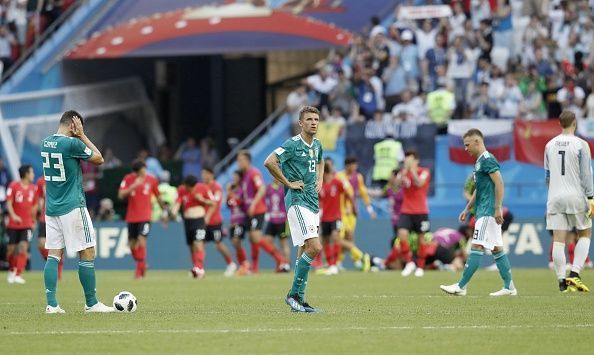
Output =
[
  {"x1": 287, "y1": 180, "x2": 304, "y2": 191},
  {"x1": 70, "y1": 116, "x2": 85, "y2": 137},
  {"x1": 494, "y1": 206, "x2": 503, "y2": 225},
  {"x1": 458, "y1": 209, "x2": 468, "y2": 223}
]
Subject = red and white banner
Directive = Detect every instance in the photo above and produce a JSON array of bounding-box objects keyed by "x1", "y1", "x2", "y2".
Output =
[{"x1": 448, "y1": 120, "x2": 513, "y2": 165}]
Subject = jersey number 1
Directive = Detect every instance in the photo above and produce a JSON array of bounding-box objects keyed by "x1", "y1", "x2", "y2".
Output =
[
  {"x1": 41, "y1": 152, "x2": 66, "y2": 182},
  {"x1": 558, "y1": 150, "x2": 565, "y2": 176}
]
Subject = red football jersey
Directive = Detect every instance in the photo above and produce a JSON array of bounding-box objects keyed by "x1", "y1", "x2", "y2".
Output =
[
  {"x1": 242, "y1": 167, "x2": 267, "y2": 215},
  {"x1": 320, "y1": 176, "x2": 347, "y2": 222},
  {"x1": 6, "y1": 181, "x2": 37, "y2": 229},
  {"x1": 36, "y1": 177, "x2": 46, "y2": 223},
  {"x1": 206, "y1": 181, "x2": 223, "y2": 226},
  {"x1": 119, "y1": 173, "x2": 160, "y2": 223},
  {"x1": 191, "y1": 183, "x2": 210, "y2": 208},
  {"x1": 176, "y1": 185, "x2": 203, "y2": 210},
  {"x1": 401, "y1": 167, "x2": 431, "y2": 214}
]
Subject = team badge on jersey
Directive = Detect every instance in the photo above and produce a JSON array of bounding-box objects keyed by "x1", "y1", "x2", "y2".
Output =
[{"x1": 309, "y1": 149, "x2": 314, "y2": 158}]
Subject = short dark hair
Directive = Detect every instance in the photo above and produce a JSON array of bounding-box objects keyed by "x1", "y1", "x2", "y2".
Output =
[
  {"x1": 324, "y1": 157, "x2": 333, "y2": 163},
  {"x1": 463, "y1": 129, "x2": 484, "y2": 139},
  {"x1": 298, "y1": 106, "x2": 320, "y2": 121},
  {"x1": 404, "y1": 150, "x2": 418, "y2": 160},
  {"x1": 559, "y1": 110, "x2": 576, "y2": 128},
  {"x1": 237, "y1": 150, "x2": 251, "y2": 162},
  {"x1": 60, "y1": 110, "x2": 84, "y2": 126},
  {"x1": 183, "y1": 175, "x2": 198, "y2": 188},
  {"x1": 131, "y1": 159, "x2": 146, "y2": 172},
  {"x1": 233, "y1": 170, "x2": 243, "y2": 179},
  {"x1": 202, "y1": 166, "x2": 214, "y2": 175},
  {"x1": 344, "y1": 156, "x2": 358, "y2": 165},
  {"x1": 19, "y1": 164, "x2": 32, "y2": 178}
]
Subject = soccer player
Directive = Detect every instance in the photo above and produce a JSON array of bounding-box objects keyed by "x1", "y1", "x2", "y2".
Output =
[
  {"x1": 264, "y1": 179, "x2": 291, "y2": 271},
  {"x1": 440, "y1": 128, "x2": 517, "y2": 296},
  {"x1": 118, "y1": 159, "x2": 165, "y2": 279},
  {"x1": 378, "y1": 169, "x2": 404, "y2": 268},
  {"x1": 545, "y1": 110, "x2": 592, "y2": 292},
  {"x1": 41, "y1": 111, "x2": 113, "y2": 313},
  {"x1": 5, "y1": 165, "x2": 37, "y2": 285},
  {"x1": 202, "y1": 167, "x2": 238, "y2": 277},
  {"x1": 237, "y1": 150, "x2": 285, "y2": 273},
  {"x1": 226, "y1": 170, "x2": 250, "y2": 274},
  {"x1": 170, "y1": 175, "x2": 210, "y2": 278},
  {"x1": 35, "y1": 176, "x2": 63, "y2": 280},
  {"x1": 396, "y1": 151, "x2": 431, "y2": 277},
  {"x1": 319, "y1": 159, "x2": 351, "y2": 275},
  {"x1": 335, "y1": 156, "x2": 376, "y2": 269},
  {"x1": 264, "y1": 105, "x2": 324, "y2": 313}
]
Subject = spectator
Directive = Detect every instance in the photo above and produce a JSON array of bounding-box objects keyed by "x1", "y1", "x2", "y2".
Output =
[
  {"x1": 157, "y1": 143, "x2": 173, "y2": 163},
  {"x1": 519, "y1": 64, "x2": 546, "y2": 96},
  {"x1": 544, "y1": 75, "x2": 563, "y2": 119},
  {"x1": 448, "y1": 1, "x2": 467, "y2": 41},
  {"x1": 446, "y1": 36, "x2": 479, "y2": 118},
  {"x1": 498, "y1": 73, "x2": 523, "y2": 119},
  {"x1": 353, "y1": 69, "x2": 380, "y2": 120},
  {"x1": 471, "y1": 0, "x2": 492, "y2": 29},
  {"x1": 470, "y1": 82, "x2": 498, "y2": 119},
  {"x1": 523, "y1": 15, "x2": 548, "y2": 49},
  {"x1": 97, "y1": 198, "x2": 117, "y2": 222},
  {"x1": 383, "y1": 55, "x2": 408, "y2": 109},
  {"x1": 422, "y1": 33, "x2": 447, "y2": 92},
  {"x1": 391, "y1": 90, "x2": 426, "y2": 123},
  {"x1": 101, "y1": 147, "x2": 122, "y2": 170},
  {"x1": 0, "y1": 157, "x2": 11, "y2": 213},
  {"x1": 369, "y1": 25, "x2": 390, "y2": 77},
  {"x1": 476, "y1": 19, "x2": 493, "y2": 58},
  {"x1": 585, "y1": 88, "x2": 594, "y2": 118},
  {"x1": 286, "y1": 84, "x2": 308, "y2": 114},
  {"x1": 520, "y1": 81, "x2": 547, "y2": 120},
  {"x1": 414, "y1": 19, "x2": 438, "y2": 60},
  {"x1": 304, "y1": 65, "x2": 337, "y2": 112},
  {"x1": 426, "y1": 82, "x2": 455, "y2": 133},
  {"x1": 174, "y1": 138, "x2": 201, "y2": 178},
  {"x1": 329, "y1": 69, "x2": 353, "y2": 117},
  {"x1": 200, "y1": 137, "x2": 219, "y2": 169},
  {"x1": 138, "y1": 149, "x2": 165, "y2": 179},
  {"x1": 0, "y1": 25, "x2": 16, "y2": 70},
  {"x1": 493, "y1": 0, "x2": 513, "y2": 54},
  {"x1": 326, "y1": 107, "x2": 347, "y2": 127},
  {"x1": 397, "y1": 30, "x2": 420, "y2": 86},
  {"x1": 6, "y1": 0, "x2": 27, "y2": 48},
  {"x1": 40, "y1": 0, "x2": 62, "y2": 27},
  {"x1": 557, "y1": 76, "x2": 586, "y2": 118}
]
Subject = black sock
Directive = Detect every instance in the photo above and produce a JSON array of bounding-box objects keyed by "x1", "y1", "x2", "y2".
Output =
[
  {"x1": 559, "y1": 279, "x2": 567, "y2": 290},
  {"x1": 569, "y1": 271, "x2": 580, "y2": 278}
]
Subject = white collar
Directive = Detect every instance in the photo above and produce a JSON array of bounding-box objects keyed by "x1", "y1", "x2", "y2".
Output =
[{"x1": 299, "y1": 134, "x2": 316, "y2": 148}]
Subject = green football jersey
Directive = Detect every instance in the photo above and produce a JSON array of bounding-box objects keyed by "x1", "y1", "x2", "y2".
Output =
[
  {"x1": 41, "y1": 134, "x2": 93, "y2": 216},
  {"x1": 473, "y1": 151, "x2": 500, "y2": 219},
  {"x1": 274, "y1": 135, "x2": 323, "y2": 213}
]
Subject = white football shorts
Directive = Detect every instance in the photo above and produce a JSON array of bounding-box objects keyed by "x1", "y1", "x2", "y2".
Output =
[
  {"x1": 287, "y1": 205, "x2": 320, "y2": 247},
  {"x1": 45, "y1": 207, "x2": 96, "y2": 253},
  {"x1": 546, "y1": 213, "x2": 592, "y2": 231},
  {"x1": 471, "y1": 216, "x2": 503, "y2": 251}
]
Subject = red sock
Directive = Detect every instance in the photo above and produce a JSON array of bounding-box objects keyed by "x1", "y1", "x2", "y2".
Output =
[
  {"x1": 334, "y1": 244, "x2": 341, "y2": 262},
  {"x1": 400, "y1": 239, "x2": 412, "y2": 263},
  {"x1": 416, "y1": 242, "x2": 427, "y2": 269},
  {"x1": 258, "y1": 239, "x2": 283, "y2": 264},
  {"x1": 8, "y1": 253, "x2": 17, "y2": 272},
  {"x1": 58, "y1": 258, "x2": 64, "y2": 280},
  {"x1": 193, "y1": 249, "x2": 204, "y2": 269},
  {"x1": 224, "y1": 254, "x2": 233, "y2": 265},
  {"x1": 312, "y1": 253, "x2": 323, "y2": 268},
  {"x1": 236, "y1": 247, "x2": 247, "y2": 265},
  {"x1": 324, "y1": 244, "x2": 336, "y2": 266},
  {"x1": 131, "y1": 246, "x2": 140, "y2": 261},
  {"x1": 39, "y1": 247, "x2": 49, "y2": 260},
  {"x1": 251, "y1": 242, "x2": 260, "y2": 272},
  {"x1": 385, "y1": 247, "x2": 401, "y2": 265},
  {"x1": 548, "y1": 240, "x2": 553, "y2": 263},
  {"x1": 568, "y1": 242, "x2": 576, "y2": 264},
  {"x1": 16, "y1": 252, "x2": 28, "y2": 276}
]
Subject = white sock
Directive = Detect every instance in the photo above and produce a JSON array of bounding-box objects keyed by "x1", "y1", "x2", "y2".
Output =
[
  {"x1": 571, "y1": 238, "x2": 591, "y2": 275},
  {"x1": 552, "y1": 242, "x2": 566, "y2": 280}
]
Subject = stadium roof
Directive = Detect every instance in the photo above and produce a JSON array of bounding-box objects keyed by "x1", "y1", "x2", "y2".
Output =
[{"x1": 65, "y1": 0, "x2": 396, "y2": 59}]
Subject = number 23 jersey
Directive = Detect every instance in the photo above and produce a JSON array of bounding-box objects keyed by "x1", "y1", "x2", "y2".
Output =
[{"x1": 41, "y1": 134, "x2": 93, "y2": 216}]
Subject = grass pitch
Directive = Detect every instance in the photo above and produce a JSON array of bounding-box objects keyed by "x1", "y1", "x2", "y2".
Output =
[{"x1": 1, "y1": 269, "x2": 593, "y2": 354}]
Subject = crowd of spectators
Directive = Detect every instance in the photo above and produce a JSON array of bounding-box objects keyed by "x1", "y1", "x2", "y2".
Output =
[
  {"x1": 0, "y1": 0, "x2": 75, "y2": 74},
  {"x1": 287, "y1": 0, "x2": 594, "y2": 133}
]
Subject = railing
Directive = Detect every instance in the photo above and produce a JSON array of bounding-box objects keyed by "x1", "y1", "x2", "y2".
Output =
[
  {"x1": 0, "y1": 0, "x2": 85, "y2": 83},
  {"x1": 213, "y1": 105, "x2": 287, "y2": 176}
]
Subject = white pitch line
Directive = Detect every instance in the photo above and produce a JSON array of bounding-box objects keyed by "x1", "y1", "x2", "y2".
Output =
[{"x1": 5, "y1": 324, "x2": 593, "y2": 336}]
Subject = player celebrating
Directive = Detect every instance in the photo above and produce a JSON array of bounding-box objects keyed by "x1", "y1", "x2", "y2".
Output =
[
  {"x1": 118, "y1": 159, "x2": 165, "y2": 279},
  {"x1": 35, "y1": 176, "x2": 64, "y2": 280},
  {"x1": 396, "y1": 151, "x2": 431, "y2": 277},
  {"x1": 226, "y1": 171, "x2": 250, "y2": 274},
  {"x1": 41, "y1": 111, "x2": 113, "y2": 313},
  {"x1": 237, "y1": 150, "x2": 285, "y2": 273},
  {"x1": 440, "y1": 128, "x2": 517, "y2": 296},
  {"x1": 335, "y1": 156, "x2": 376, "y2": 269},
  {"x1": 264, "y1": 179, "x2": 291, "y2": 271},
  {"x1": 545, "y1": 110, "x2": 592, "y2": 292},
  {"x1": 5, "y1": 165, "x2": 37, "y2": 285},
  {"x1": 264, "y1": 105, "x2": 324, "y2": 313},
  {"x1": 202, "y1": 167, "x2": 238, "y2": 276}
]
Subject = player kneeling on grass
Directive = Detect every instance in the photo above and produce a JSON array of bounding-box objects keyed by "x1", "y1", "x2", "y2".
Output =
[
  {"x1": 41, "y1": 111, "x2": 113, "y2": 313},
  {"x1": 545, "y1": 110, "x2": 592, "y2": 293},
  {"x1": 440, "y1": 128, "x2": 517, "y2": 296}
]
